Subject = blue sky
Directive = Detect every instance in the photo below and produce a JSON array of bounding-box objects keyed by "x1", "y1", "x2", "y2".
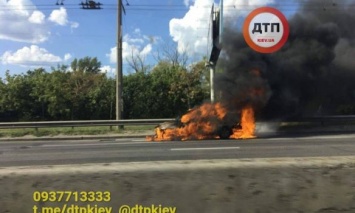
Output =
[{"x1": 0, "y1": 0, "x2": 299, "y2": 78}]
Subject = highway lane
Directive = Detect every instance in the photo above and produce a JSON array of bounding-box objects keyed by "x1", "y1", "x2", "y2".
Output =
[{"x1": 0, "y1": 133, "x2": 355, "y2": 167}]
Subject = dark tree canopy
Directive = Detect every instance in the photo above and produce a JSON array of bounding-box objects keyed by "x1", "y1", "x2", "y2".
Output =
[
  {"x1": 0, "y1": 57, "x2": 209, "y2": 121},
  {"x1": 71, "y1": 57, "x2": 101, "y2": 74}
]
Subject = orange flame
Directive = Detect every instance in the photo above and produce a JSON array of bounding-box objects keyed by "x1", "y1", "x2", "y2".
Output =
[
  {"x1": 230, "y1": 106, "x2": 256, "y2": 139},
  {"x1": 146, "y1": 103, "x2": 256, "y2": 141},
  {"x1": 146, "y1": 68, "x2": 265, "y2": 141}
]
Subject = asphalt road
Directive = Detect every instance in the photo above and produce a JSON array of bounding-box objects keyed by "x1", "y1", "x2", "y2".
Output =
[{"x1": 1, "y1": 133, "x2": 355, "y2": 167}]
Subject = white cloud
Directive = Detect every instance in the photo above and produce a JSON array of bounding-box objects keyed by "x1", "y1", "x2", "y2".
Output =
[
  {"x1": 64, "y1": 53, "x2": 72, "y2": 61},
  {"x1": 0, "y1": 1, "x2": 79, "y2": 44},
  {"x1": 0, "y1": 0, "x2": 50, "y2": 43},
  {"x1": 184, "y1": 0, "x2": 195, "y2": 7},
  {"x1": 124, "y1": 37, "x2": 144, "y2": 44},
  {"x1": 107, "y1": 47, "x2": 117, "y2": 64},
  {"x1": 1, "y1": 45, "x2": 70, "y2": 66},
  {"x1": 169, "y1": 0, "x2": 275, "y2": 57},
  {"x1": 28, "y1": 10, "x2": 45, "y2": 24},
  {"x1": 223, "y1": 0, "x2": 276, "y2": 21},
  {"x1": 70, "y1": 22, "x2": 79, "y2": 29},
  {"x1": 141, "y1": 44, "x2": 152, "y2": 56},
  {"x1": 100, "y1": 65, "x2": 116, "y2": 74},
  {"x1": 169, "y1": 0, "x2": 214, "y2": 57},
  {"x1": 107, "y1": 29, "x2": 154, "y2": 64},
  {"x1": 49, "y1": 7, "x2": 68, "y2": 26},
  {"x1": 48, "y1": 7, "x2": 79, "y2": 31},
  {"x1": 122, "y1": 42, "x2": 138, "y2": 59}
]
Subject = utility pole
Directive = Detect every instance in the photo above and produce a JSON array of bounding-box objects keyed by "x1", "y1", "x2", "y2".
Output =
[
  {"x1": 210, "y1": 63, "x2": 215, "y2": 102},
  {"x1": 80, "y1": 0, "x2": 122, "y2": 125},
  {"x1": 116, "y1": 0, "x2": 123, "y2": 127},
  {"x1": 219, "y1": 0, "x2": 223, "y2": 44},
  {"x1": 207, "y1": 0, "x2": 223, "y2": 103}
]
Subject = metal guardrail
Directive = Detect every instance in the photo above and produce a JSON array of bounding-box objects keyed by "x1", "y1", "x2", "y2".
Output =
[
  {"x1": 0, "y1": 116, "x2": 355, "y2": 130},
  {"x1": 0, "y1": 119, "x2": 176, "y2": 129},
  {"x1": 307, "y1": 115, "x2": 355, "y2": 121},
  {"x1": 284, "y1": 115, "x2": 355, "y2": 123}
]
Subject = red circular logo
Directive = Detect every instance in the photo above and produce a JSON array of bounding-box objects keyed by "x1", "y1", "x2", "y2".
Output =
[{"x1": 243, "y1": 7, "x2": 289, "y2": 53}]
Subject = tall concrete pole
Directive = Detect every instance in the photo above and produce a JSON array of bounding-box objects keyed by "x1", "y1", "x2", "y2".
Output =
[
  {"x1": 219, "y1": 0, "x2": 223, "y2": 44},
  {"x1": 210, "y1": 0, "x2": 223, "y2": 103},
  {"x1": 116, "y1": 0, "x2": 123, "y2": 126},
  {"x1": 210, "y1": 64, "x2": 215, "y2": 103}
]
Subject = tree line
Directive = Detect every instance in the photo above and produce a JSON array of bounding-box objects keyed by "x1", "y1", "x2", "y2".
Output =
[{"x1": 0, "y1": 57, "x2": 210, "y2": 122}]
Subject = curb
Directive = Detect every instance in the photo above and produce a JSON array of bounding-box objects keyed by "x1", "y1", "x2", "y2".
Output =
[
  {"x1": 0, "y1": 134, "x2": 148, "y2": 142},
  {"x1": 1, "y1": 129, "x2": 354, "y2": 142}
]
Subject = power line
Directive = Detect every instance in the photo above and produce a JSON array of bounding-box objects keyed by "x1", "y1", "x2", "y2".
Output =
[
  {"x1": 2, "y1": 2, "x2": 351, "y2": 7},
  {"x1": 1, "y1": 7, "x2": 353, "y2": 12}
]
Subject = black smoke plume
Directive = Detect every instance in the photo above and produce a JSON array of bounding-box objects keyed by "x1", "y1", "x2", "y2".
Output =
[{"x1": 215, "y1": 0, "x2": 355, "y2": 120}]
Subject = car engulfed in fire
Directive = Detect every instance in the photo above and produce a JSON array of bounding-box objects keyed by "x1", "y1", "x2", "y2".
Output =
[
  {"x1": 157, "y1": 117, "x2": 242, "y2": 140},
  {"x1": 146, "y1": 103, "x2": 255, "y2": 141}
]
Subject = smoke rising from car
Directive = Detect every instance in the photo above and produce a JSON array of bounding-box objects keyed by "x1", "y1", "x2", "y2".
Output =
[{"x1": 216, "y1": 0, "x2": 355, "y2": 120}]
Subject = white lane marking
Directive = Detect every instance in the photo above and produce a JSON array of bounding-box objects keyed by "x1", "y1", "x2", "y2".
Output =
[
  {"x1": 302, "y1": 135, "x2": 355, "y2": 139},
  {"x1": 115, "y1": 138, "x2": 145, "y2": 141},
  {"x1": 266, "y1": 138, "x2": 293, "y2": 141},
  {"x1": 171, "y1": 147, "x2": 240, "y2": 151},
  {"x1": 131, "y1": 139, "x2": 148, "y2": 142},
  {"x1": 266, "y1": 134, "x2": 355, "y2": 140}
]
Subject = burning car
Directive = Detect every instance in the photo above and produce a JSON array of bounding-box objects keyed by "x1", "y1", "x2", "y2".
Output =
[
  {"x1": 146, "y1": 103, "x2": 255, "y2": 141},
  {"x1": 156, "y1": 118, "x2": 241, "y2": 140}
]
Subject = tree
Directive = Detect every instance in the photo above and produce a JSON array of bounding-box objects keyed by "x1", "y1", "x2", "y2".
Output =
[
  {"x1": 154, "y1": 41, "x2": 189, "y2": 68},
  {"x1": 27, "y1": 68, "x2": 50, "y2": 120},
  {"x1": 126, "y1": 49, "x2": 150, "y2": 73},
  {"x1": 0, "y1": 71, "x2": 37, "y2": 121},
  {"x1": 0, "y1": 71, "x2": 15, "y2": 121},
  {"x1": 123, "y1": 72, "x2": 152, "y2": 118},
  {"x1": 174, "y1": 60, "x2": 210, "y2": 109},
  {"x1": 86, "y1": 75, "x2": 115, "y2": 119},
  {"x1": 0, "y1": 56, "x2": 211, "y2": 121},
  {"x1": 71, "y1": 57, "x2": 101, "y2": 74},
  {"x1": 44, "y1": 69, "x2": 72, "y2": 120}
]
